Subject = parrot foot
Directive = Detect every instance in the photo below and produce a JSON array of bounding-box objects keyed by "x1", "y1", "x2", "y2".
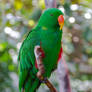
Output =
[
  {"x1": 34, "y1": 45, "x2": 45, "y2": 77},
  {"x1": 39, "y1": 77, "x2": 47, "y2": 83},
  {"x1": 34, "y1": 45, "x2": 57, "y2": 92}
]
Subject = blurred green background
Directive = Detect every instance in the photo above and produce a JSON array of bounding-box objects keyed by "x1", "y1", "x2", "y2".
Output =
[{"x1": 0, "y1": 0, "x2": 92, "y2": 92}]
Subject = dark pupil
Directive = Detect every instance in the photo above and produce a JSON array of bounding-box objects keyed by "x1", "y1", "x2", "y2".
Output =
[{"x1": 50, "y1": 14, "x2": 53, "y2": 16}]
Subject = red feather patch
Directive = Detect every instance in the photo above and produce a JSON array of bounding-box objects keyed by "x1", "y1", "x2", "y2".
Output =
[
  {"x1": 57, "y1": 47, "x2": 63, "y2": 63},
  {"x1": 35, "y1": 60, "x2": 38, "y2": 69},
  {"x1": 35, "y1": 46, "x2": 63, "y2": 68}
]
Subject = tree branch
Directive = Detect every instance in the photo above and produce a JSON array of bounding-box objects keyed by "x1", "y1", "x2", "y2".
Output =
[
  {"x1": 45, "y1": 0, "x2": 56, "y2": 8},
  {"x1": 34, "y1": 46, "x2": 57, "y2": 92},
  {"x1": 57, "y1": 56, "x2": 71, "y2": 92}
]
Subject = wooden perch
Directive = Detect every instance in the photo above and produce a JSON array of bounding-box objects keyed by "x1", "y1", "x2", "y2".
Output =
[
  {"x1": 34, "y1": 46, "x2": 57, "y2": 92},
  {"x1": 45, "y1": 0, "x2": 56, "y2": 8},
  {"x1": 57, "y1": 57, "x2": 71, "y2": 92}
]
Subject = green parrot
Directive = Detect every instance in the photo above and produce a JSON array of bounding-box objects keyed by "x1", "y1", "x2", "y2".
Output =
[{"x1": 18, "y1": 8, "x2": 64, "y2": 92}]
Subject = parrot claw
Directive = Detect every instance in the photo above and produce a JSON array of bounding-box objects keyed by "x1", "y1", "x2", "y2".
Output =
[
  {"x1": 34, "y1": 45, "x2": 41, "y2": 58},
  {"x1": 34, "y1": 45, "x2": 45, "y2": 77},
  {"x1": 34, "y1": 45, "x2": 57, "y2": 92},
  {"x1": 40, "y1": 77, "x2": 47, "y2": 83}
]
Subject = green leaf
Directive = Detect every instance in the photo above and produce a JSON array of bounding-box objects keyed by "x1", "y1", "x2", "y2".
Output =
[{"x1": 0, "y1": 43, "x2": 8, "y2": 52}]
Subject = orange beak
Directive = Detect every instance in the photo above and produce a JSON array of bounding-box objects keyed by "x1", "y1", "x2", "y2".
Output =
[{"x1": 58, "y1": 15, "x2": 64, "y2": 30}]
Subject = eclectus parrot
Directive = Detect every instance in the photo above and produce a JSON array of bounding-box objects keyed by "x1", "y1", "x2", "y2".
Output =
[{"x1": 18, "y1": 8, "x2": 64, "y2": 92}]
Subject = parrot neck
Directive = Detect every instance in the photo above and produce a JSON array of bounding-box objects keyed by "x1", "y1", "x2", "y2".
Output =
[
  {"x1": 36, "y1": 23, "x2": 61, "y2": 32},
  {"x1": 37, "y1": 20, "x2": 60, "y2": 29}
]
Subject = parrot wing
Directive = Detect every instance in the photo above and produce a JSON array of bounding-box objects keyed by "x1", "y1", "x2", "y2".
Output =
[{"x1": 18, "y1": 27, "x2": 41, "y2": 92}]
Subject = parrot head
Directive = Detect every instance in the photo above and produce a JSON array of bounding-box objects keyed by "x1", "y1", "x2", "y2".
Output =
[{"x1": 38, "y1": 8, "x2": 64, "y2": 30}]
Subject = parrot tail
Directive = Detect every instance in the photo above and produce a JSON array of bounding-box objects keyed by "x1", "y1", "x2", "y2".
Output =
[
  {"x1": 21, "y1": 77, "x2": 41, "y2": 92},
  {"x1": 19, "y1": 52, "x2": 41, "y2": 92},
  {"x1": 19, "y1": 69, "x2": 41, "y2": 92}
]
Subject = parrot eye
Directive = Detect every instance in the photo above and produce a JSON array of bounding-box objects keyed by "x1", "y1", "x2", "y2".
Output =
[{"x1": 50, "y1": 14, "x2": 53, "y2": 16}]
